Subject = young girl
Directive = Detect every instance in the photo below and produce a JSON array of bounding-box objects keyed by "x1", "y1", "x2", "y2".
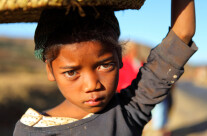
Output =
[{"x1": 14, "y1": 0, "x2": 197, "y2": 135}]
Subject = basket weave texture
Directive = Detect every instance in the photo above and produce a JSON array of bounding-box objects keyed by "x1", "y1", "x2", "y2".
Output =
[{"x1": 0, "y1": 0, "x2": 145, "y2": 23}]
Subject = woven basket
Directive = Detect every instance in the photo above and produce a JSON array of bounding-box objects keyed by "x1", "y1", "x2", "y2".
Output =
[{"x1": 0, "y1": 0, "x2": 145, "y2": 23}]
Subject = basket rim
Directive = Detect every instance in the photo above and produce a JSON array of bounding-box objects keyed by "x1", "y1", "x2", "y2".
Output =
[{"x1": 0, "y1": 0, "x2": 146, "y2": 23}]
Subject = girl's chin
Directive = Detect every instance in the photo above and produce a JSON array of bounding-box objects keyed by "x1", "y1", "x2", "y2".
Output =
[{"x1": 84, "y1": 105, "x2": 106, "y2": 113}]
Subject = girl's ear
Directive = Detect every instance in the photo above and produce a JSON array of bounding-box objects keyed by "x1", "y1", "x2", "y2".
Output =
[{"x1": 46, "y1": 62, "x2": 56, "y2": 81}]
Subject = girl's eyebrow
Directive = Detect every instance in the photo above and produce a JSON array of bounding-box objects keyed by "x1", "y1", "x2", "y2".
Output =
[
  {"x1": 59, "y1": 65, "x2": 80, "y2": 69},
  {"x1": 97, "y1": 56, "x2": 115, "y2": 64},
  {"x1": 59, "y1": 56, "x2": 115, "y2": 69}
]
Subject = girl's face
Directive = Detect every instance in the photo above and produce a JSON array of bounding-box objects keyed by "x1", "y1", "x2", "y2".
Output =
[{"x1": 46, "y1": 41, "x2": 119, "y2": 114}]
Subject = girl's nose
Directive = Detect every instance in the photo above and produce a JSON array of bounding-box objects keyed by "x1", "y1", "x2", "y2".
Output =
[{"x1": 83, "y1": 71, "x2": 102, "y2": 93}]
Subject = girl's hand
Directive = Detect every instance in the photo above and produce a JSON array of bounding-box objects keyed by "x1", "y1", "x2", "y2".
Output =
[{"x1": 171, "y1": 0, "x2": 196, "y2": 45}]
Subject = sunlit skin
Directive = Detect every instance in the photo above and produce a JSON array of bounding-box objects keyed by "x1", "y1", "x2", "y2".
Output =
[{"x1": 45, "y1": 41, "x2": 120, "y2": 119}]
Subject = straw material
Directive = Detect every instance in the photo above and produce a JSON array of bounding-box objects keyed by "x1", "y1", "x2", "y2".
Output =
[{"x1": 0, "y1": 0, "x2": 145, "y2": 23}]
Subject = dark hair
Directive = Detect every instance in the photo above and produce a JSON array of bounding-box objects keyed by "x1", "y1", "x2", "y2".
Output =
[{"x1": 34, "y1": 7, "x2": 123, "y2": 68}]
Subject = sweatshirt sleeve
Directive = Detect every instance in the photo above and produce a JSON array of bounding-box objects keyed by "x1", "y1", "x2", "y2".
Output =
[
  {"x1": 13, "y1": 121, "x2": 29, "y2": 136},
  {"x1": 119, "y1": 29, "x2": 197, "y2": 127}
]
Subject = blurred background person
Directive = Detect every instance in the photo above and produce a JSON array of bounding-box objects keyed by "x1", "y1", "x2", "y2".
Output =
[{"x1": 117, "y1": 42, "x2": 143, "y2": 92}]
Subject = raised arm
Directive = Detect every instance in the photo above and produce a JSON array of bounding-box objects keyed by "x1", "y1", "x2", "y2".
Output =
[
  {"x1": 119, "y1": 0, "x2": 198, "y2": 127},
  {"x1": 171, "y1": 0, "x2": 196, "y2": 44}
]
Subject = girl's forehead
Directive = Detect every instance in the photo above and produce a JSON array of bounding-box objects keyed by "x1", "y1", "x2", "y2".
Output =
[
  {"x1": 53, "y1": 41, "x2": 118, "y2": 67},
  {"x1": 60, "y1": 41, "x2": 115, "y2": 55}
]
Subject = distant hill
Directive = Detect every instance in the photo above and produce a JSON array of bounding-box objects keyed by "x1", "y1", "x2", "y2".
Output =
[{"x1": 0, "y1": 37, "x2": 45, "y2": 73}]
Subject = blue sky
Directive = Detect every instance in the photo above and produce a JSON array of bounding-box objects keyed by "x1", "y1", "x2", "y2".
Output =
[{"x1": 0, "y1": 0, "x2": 206, "y2": 66}]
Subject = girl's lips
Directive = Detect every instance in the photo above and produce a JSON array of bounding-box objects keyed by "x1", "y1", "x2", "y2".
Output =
[{"x1": 84, "y1": 98, "x2": 104, "y2": 107}]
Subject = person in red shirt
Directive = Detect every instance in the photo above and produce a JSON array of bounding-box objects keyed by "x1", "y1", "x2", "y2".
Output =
[{"x1": 117, "y1": 42, "x2": 143, "y2": 92}]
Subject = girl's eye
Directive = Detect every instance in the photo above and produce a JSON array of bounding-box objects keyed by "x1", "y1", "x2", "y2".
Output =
[
  {"x1": 64, "y1": 70, "x2": 77, "y2": 78},
  {"x1": 99, "y1": 63, "x2": 115, "y2": 71}
]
